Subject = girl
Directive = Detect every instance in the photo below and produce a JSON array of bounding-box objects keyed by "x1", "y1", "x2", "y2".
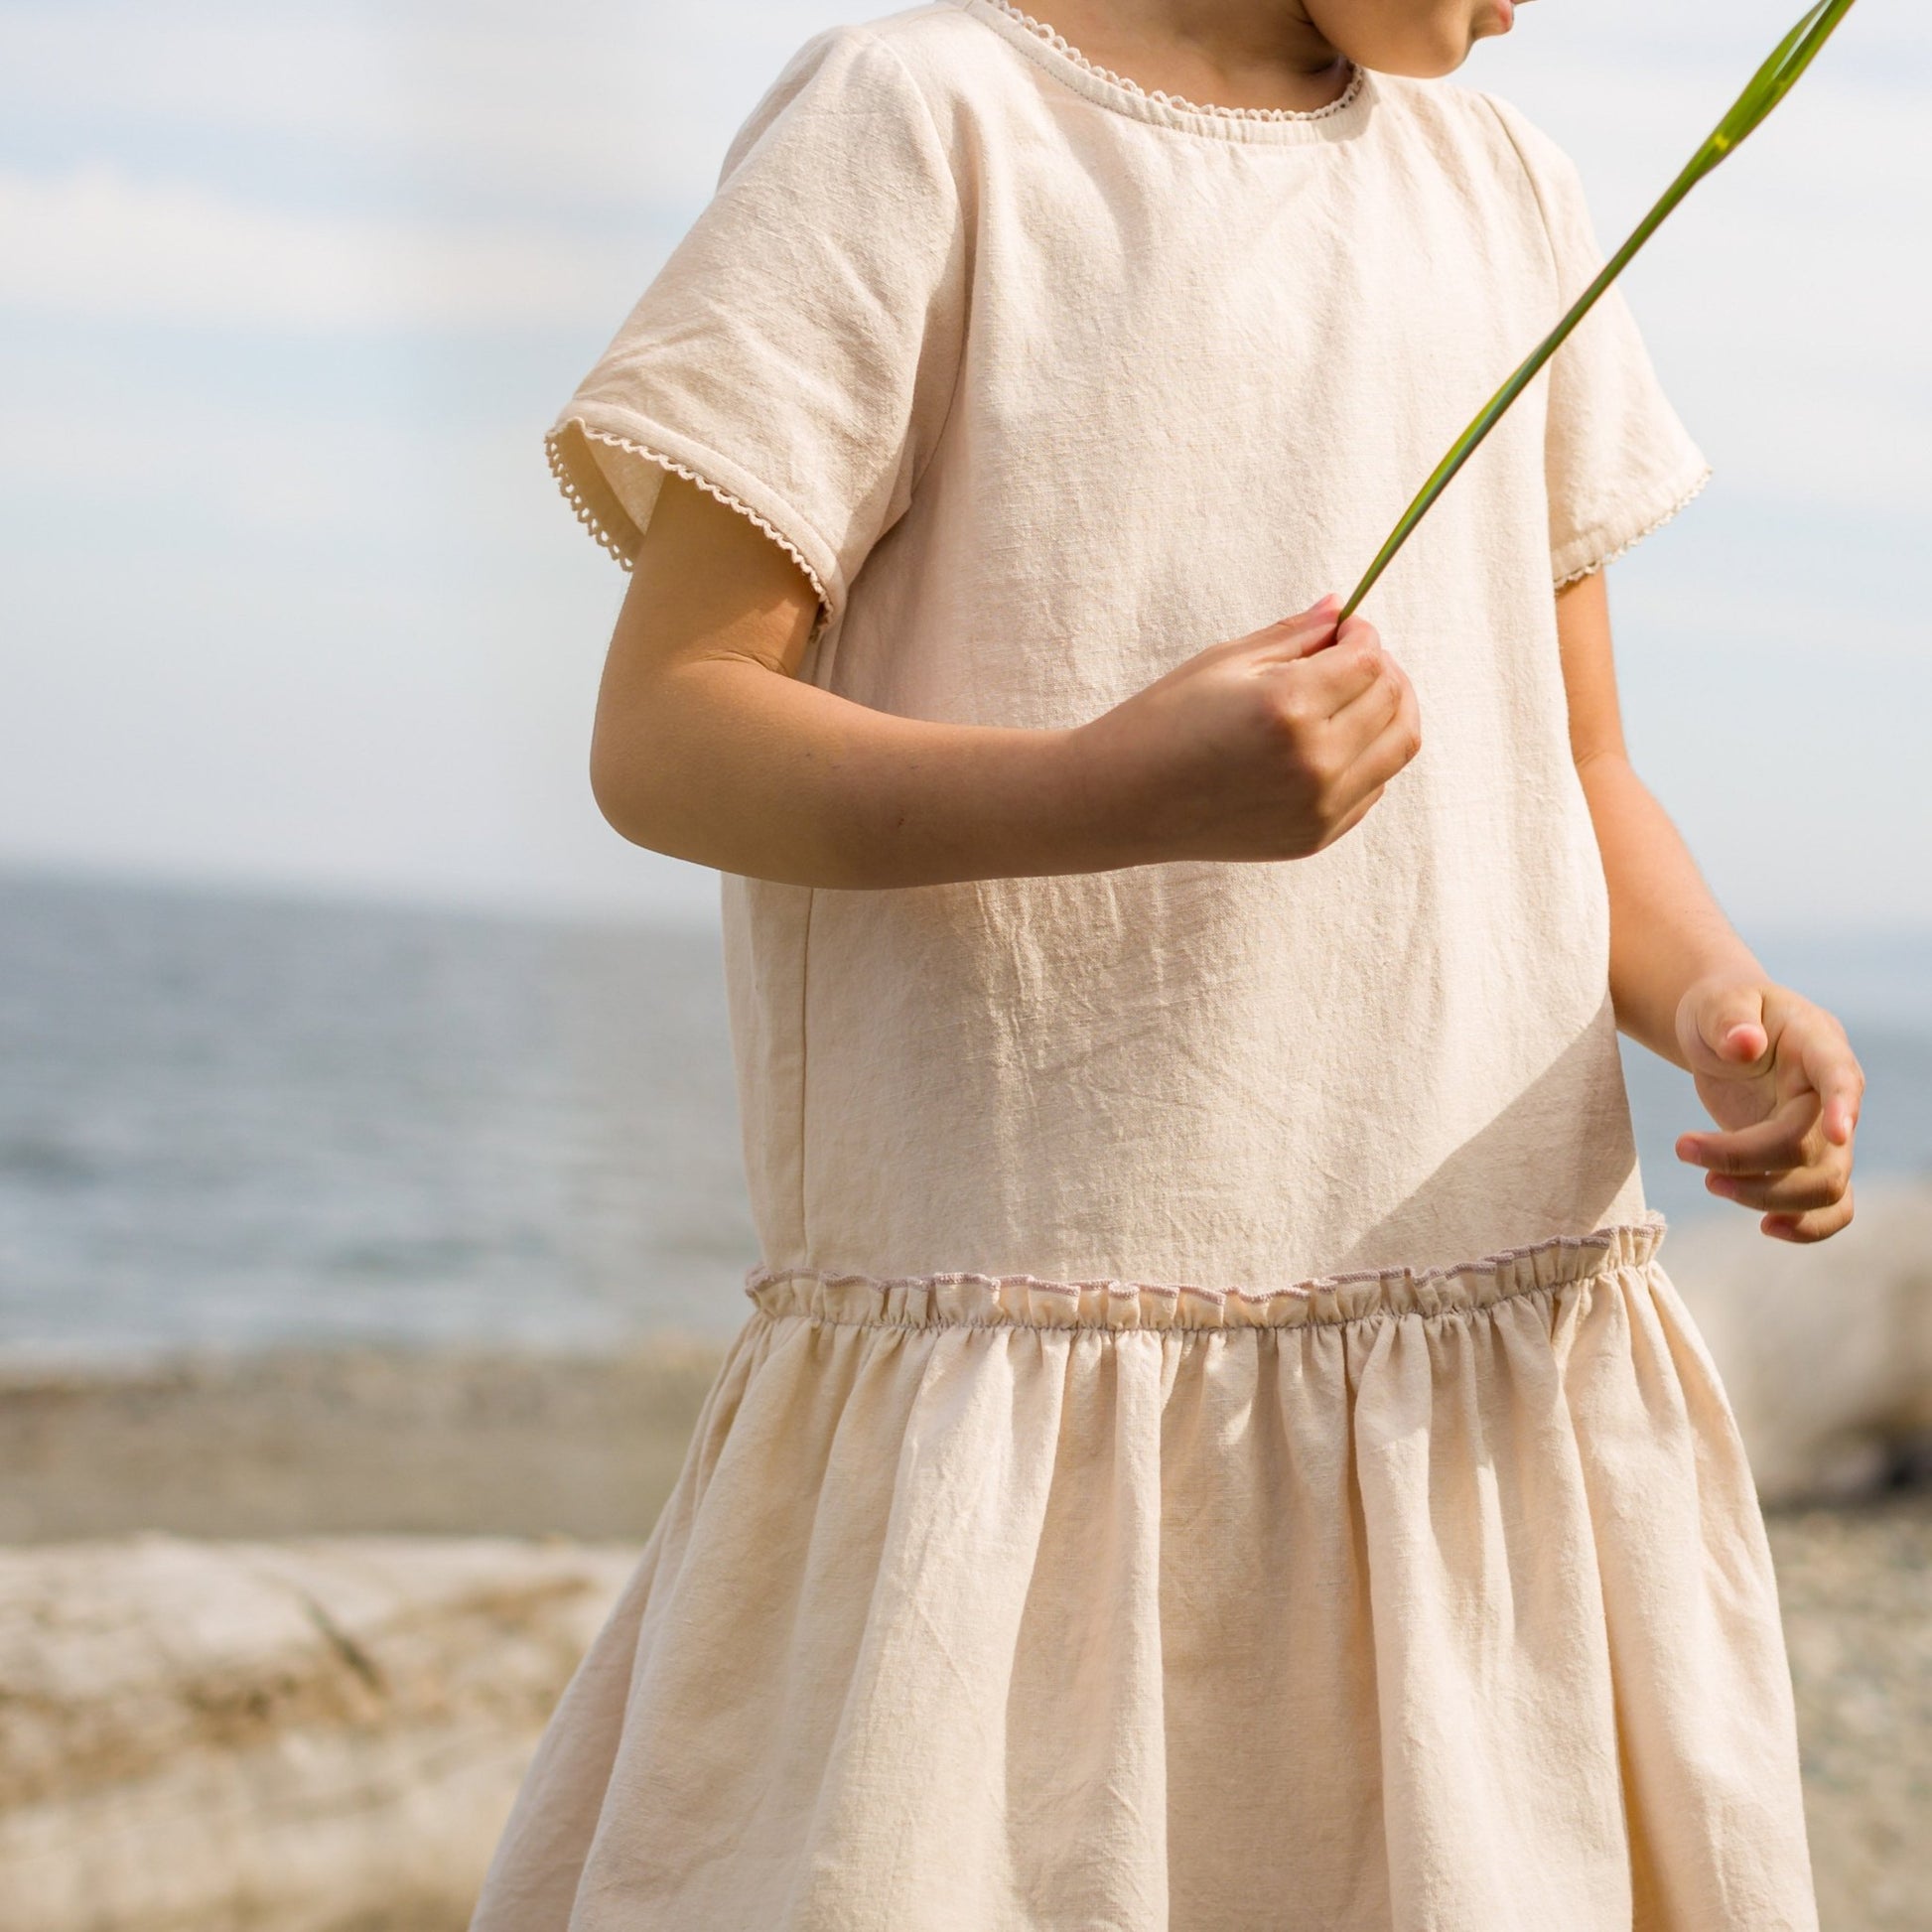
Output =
[{"x1": 473, "y1": 0, "x2": 1864, "y2": 1925}]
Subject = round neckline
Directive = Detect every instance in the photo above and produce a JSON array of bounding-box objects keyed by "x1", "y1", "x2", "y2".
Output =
[{"x1": 961, "y1": 0, "x2": 1374, "y2": 145}]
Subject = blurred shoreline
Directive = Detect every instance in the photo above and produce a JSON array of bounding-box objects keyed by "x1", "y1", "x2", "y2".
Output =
[{"x1": 0, "y1": 1336, "x2": 729, "y2": 1547}]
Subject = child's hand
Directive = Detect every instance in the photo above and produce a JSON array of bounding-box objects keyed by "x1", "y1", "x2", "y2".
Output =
[
  {"x1": 1672, "y1": 977, "x2": 1864, "y2": 1243},
  {"x1": 1070, "y1": 594, "x2": 1422, "y2": 865}
]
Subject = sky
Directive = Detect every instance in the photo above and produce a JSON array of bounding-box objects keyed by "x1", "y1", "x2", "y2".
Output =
[{"x1": 0, "y1": 0, "x2": 1927, "y2": 931}]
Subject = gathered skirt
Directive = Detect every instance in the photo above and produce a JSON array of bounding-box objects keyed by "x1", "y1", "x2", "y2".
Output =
[{"x1": 466, "y1": 1214, "x2": 1817, "y2": 1931}]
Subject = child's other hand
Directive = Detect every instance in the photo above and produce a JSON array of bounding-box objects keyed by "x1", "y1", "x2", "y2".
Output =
[
  {"x1": 1070, "y1": 594, "x2": 1422, "y2": 865},
  {"x1": 1672, "y1": 978, "x2": 1864, "y2": 1243}
]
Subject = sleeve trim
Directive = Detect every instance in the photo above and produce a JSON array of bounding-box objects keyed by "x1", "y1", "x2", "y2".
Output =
[
  {"x1": 1552, "y1": 462, "x2": 1712, "y2": 590},
  {"x1": 544, "y1": 411, "x2": 840, "y2": 641}
]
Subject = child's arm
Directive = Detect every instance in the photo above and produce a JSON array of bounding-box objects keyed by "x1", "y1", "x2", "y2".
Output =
[
  {"x1": 1557, "y1": 569, "x2": 1863, "y2": 1242},
  {"x1": 588, "y1": 473, "x2": 1420, "y2": 891}
]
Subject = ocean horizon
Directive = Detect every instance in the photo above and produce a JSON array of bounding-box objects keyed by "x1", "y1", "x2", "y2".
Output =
[{"x1": 3, "y1": 865, "x2": 1927, "y2": 1369}]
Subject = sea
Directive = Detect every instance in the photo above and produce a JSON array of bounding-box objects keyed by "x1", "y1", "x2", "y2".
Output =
[{"x1": 3, "y1": 868, "x2": 1928, "y2": 1369}]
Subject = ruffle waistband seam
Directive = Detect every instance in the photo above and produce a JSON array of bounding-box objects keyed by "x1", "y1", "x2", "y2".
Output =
[
  {"x1": 744, "y1": 1215, "x2": 1667, "y2": 1333},
  {"x1": 750, "y1": 1282, "x2": 1591, "y2": 1338}
]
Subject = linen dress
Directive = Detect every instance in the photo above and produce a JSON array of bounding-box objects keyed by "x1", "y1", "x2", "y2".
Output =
[{"x1": 470, "y1": 3, "x2": 1819, "y2": 1927}]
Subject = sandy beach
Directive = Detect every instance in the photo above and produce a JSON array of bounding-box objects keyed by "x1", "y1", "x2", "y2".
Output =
[
  {"x1": 0, "y1": 1340, "x2": 726, "y2": 1547},
  {"x1": 1772, "y1": 1491, "x2": 1932, "y2": 1932},
  {"x1": 2, "y1": 1339, "x2": 1927, "y2": 1931}
]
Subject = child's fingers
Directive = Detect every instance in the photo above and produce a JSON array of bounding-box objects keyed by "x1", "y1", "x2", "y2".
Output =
[
  {"x1": 1261, "y1": 632, "x2": 1385, "y2": 718},
  {"x1": 1796, "y1": 1026, "x2": 1864, "y2": 1148},
  {"x1": 1325, "y1": 654, "x2": 1405, "y2": 749},
  {"x1": 1297, "y1": 621, "x2": 1399, "y2": 710},
  {"x1": 1704, "y1": 1159, "x2": 1852, "y2": 1212},
  {"x1": 1676, "y1": 1089, "x2": 1821, "y2": 1175},
  {"x1": 1250, "y1": 597, "x2": 1345, "y2": 662},
  {"x1": 1760, "y1": 1185, "x2": 1857, "y2": 1244},
  {"x1": 1332, "y1": 674, "x2": 1422, "y2": 799}
]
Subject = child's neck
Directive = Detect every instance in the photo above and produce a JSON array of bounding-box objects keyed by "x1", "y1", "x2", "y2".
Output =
[{"x1": 1021, "y1": 0, "x2": 1353, "y2": 114}]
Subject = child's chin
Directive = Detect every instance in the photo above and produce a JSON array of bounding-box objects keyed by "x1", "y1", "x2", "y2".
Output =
[
  {"x1": 1361, "y1": 45, "x2": 1477, "y2": 80},
  {"x1": 1352, "y1": 23, "x2": 1486, "y2": 80}
]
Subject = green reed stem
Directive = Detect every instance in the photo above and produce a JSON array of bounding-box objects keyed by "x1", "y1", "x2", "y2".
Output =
[{"x1": 1337, "y1": 0, "x2": 1860, "y2": 622}]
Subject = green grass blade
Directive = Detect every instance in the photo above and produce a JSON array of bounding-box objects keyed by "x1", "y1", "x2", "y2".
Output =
[
  {"x1": 1337, "y1": 0, "x2": 1859, "y2": 622},
  {"x1": 1716, "y1": 0, "x2": 1837, "y2": 147}
]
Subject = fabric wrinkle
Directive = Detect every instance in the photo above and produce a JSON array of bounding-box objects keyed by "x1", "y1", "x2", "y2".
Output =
[
  {"x1": 471, "y1": 4, "x2": 1819, "y2": 1925},
  {"x1": 472, "y1": 1210, "x2": 1815, "y2": 1930}
]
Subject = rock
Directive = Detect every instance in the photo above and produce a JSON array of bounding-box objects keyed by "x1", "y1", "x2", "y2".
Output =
[
  {"x1": 0, "y1": 1534, "x2": 636, "y2": 1932},
  {"x1": 1662, "y1": 1179, "x2": 1932, "y2": 1504}
]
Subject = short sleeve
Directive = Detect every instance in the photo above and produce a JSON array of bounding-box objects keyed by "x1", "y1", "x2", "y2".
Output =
[
  {"x1": 546, "y1": 26, "x2": 967, "y2": 642},
  {"x1": 1485, "y1": 96, "x2": 1713, "y2": 588}
]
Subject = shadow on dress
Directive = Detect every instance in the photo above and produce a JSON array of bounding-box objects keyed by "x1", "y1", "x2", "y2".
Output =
[{"x1": 1326, "y1": 987, "x2": 1642, "y2": 1276}]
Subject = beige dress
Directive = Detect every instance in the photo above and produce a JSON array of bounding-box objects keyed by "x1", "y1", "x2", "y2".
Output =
[{"x1": 471, "y1": 3, "x2": 1817, "y2": 1926}]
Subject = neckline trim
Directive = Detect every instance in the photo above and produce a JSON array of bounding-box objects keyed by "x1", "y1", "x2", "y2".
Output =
[{"x1": 963, "y1": 0, "x2": 1373, "y2": 143}]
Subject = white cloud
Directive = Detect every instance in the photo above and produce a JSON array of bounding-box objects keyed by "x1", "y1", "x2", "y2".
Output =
[
  {"x1": 0, "y1": 163, "x2": 643, "y2": 331},
  {"x1": 0, "y1": 0, "x2": 829, "y2": 212}
]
